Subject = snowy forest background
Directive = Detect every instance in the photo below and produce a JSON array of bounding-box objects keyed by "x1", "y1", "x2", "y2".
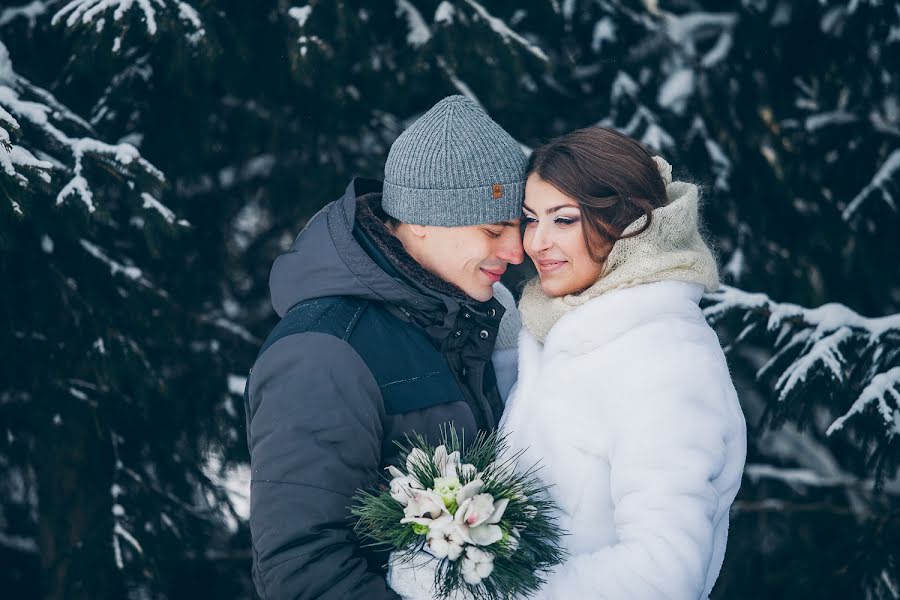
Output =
[{"x1": 1, "y1": 0, "x2": 898, "y2": 598}]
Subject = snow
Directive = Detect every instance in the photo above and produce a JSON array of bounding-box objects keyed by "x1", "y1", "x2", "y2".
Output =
[
  {"x1": 745, "y1": 463, "x2": 867, "y2": 489},
  {"x1": 591, "y1": 17, "x2": 616, "y2": 52},
  {"x1": 827, "y1": 367, "x2": 900, "y2": 438},
  {"x1": 396, "y1": 0, "x2": 431, "y2": 48},
  {"x1": 657, "y1": 67, "x2": 694, "y2": 114},
  {"x1": 227, "y1": 374, "x2": 247, "y2": 396},
  {"x1": 705, "y1": 285, "x2": 900, "y2": 433},
  {"x1": 0, "y1": 532, "x2": 38, "y2": 554},
  {"x1": 41, "y1": 235, "x2": 54, "y2": 253},
  {"x1": 434, "y1": 1, "x2": 454, "y2": 25},
  {"x1": 641, "y1": 122, "x2": 674, "y2": 151},
  {"x1": 805, "y1": 110, "x2": 858, "y2": 132},
  {"x1": 773, "y1": 326, "x2": 851, "y2": 401},
  {"x1": 701, "y1": 30, "x2": 733, "y2": 67},
  {"x1": 68, "y1": 387, "x2": 89, "y2": 401},
  {"x1": 0, "y1": 42, "x2": 12, "y2": 83},
  {"x1": 79, "y1": 239, "x2": 143, "y2": 280},
  {"x1": 462, "y1": 0, "x2": 549, "y2": 62},
  {"x1": 53, "y1": 0, "x2": 161, "y2": 36},
  {"x1": 436, "y1": 57, "x2": 485, "y2": 110},
  {"x1": 203, "y1": 452, "x2": 250, "y2": 531},
  {"x1": 141, "y1": 192, "x2": 177, "y2": 225},
  {"x1": 723, "y1": 248, "x2": 745, "y2": 281},
  {"x1": 176, "y1": 2, "x2": 204, "y2": 43},
  {"x1": 206, "y1": 316, "x2": 259, "y2": 344},
  {"x1": 611, "y1": 71, "x2": 638, "y2": 101},
  {"x1": 665, "y1": 12, "x2": 737, "y2": 53},
  {"x1": 287, "y1": 5, "x2": 312, "y2": 28},
  {"x1": 57, "y1": 174, "x2": 95, "y2": 212},
  {"x1": 114, "y1": 521, "x2": 143, "y2": 556},
  {"x1": 707, "y1": 285, "x2": 900, "y2": 338},
  {"x1": 843, "y1": 148, "x2": 900, "y2": 220},
  {"x1": 0, "y1": 1, "x2": 48, "y2": 28}
]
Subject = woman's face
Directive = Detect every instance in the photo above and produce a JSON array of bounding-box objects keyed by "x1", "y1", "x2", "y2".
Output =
[{"x1": 523, "y1": 174, "x2": 609, "y2": 297}]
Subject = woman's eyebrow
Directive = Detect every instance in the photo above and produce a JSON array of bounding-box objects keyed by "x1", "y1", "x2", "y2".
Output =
[{"x1": 522, "y1": 203, "x2": 578, "y2": 215}]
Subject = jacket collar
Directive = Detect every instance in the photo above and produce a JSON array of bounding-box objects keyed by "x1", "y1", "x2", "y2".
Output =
[{"x1": 342, "y1": 178, "x2": 505, "y2": 348}]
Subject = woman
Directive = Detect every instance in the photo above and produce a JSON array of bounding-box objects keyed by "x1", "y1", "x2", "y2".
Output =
[{"x1": 500, "y1": 126, "x2": 747, "y2": 599}]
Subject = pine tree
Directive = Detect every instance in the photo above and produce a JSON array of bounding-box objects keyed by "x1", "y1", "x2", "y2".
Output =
[{"x1": 2, "y1": 0, "x2": 898, "y2": 598}]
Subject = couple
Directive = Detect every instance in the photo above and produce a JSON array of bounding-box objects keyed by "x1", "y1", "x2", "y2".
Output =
[{"x1": 244, "y1": 96, "x2": 747, "y2": 600}]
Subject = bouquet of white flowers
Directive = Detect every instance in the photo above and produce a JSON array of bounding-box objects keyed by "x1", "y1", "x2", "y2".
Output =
[{"x1": 351, "y1": 427, "x2": 565, "y2": 600}]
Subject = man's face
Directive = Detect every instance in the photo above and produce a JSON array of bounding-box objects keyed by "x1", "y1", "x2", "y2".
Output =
[{"x1": 410, "y1": 220, "x2": 524, "y2": 301}]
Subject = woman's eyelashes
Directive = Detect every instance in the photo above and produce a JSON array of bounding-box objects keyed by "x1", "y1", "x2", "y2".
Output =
[{"x1": 522, "y1": 215, "x2": 578, "y2": 226}]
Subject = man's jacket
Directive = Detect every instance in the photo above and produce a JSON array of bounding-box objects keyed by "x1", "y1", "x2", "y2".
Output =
[{"x1": 245, "y1": 178, "x2": 509, "y2": 599}]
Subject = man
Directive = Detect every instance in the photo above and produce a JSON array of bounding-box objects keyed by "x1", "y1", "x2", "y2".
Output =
[{"x1": 244, "y1": 95, "x2": 526, "y2": 599}]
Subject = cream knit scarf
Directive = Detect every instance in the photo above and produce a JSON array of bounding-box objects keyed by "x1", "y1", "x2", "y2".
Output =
[{"x1": 519, "y1": 157, "x2": 720, "y2": 342}]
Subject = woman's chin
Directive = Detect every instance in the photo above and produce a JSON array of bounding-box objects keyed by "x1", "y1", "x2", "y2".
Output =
[{"x1": 539, "y1": 276, "x2": 572, "y2": 298}]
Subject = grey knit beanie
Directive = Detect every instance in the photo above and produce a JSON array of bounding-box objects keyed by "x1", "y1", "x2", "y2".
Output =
[{"x1": 382, "y1": 95, "x2": 527, "y2": 227}]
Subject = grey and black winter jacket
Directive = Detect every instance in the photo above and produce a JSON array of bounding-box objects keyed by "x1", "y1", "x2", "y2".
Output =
[{"x1": 245, "y1": 178, "x2": 510, "y2": 599}]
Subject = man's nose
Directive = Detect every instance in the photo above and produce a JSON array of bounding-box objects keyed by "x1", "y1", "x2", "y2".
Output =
[{"x1": 498, "y1": 228, "x2": 524, "y2": 264}]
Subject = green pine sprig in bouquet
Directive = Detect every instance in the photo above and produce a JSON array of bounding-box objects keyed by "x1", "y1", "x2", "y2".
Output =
[{"x1": 351, "y1": 426, "x2": 566, "y2": 600}]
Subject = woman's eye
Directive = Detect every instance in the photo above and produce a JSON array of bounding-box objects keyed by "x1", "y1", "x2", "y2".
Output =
[
  {"x1": 522, "y1": 216, "x2": 537, "y2": 225},
  {"x1": 554, "y1": 217, "x2": 577, "y2": 225}
]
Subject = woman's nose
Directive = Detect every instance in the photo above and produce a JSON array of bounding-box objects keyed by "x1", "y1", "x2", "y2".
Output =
[{"x1": 526, "y1": 222, "x2": 553, "y2": 255}]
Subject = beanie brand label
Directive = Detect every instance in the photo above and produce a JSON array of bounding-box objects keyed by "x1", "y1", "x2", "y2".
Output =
[{"x1": 492, "y1": 184, "x2": 504, "y2": 199}]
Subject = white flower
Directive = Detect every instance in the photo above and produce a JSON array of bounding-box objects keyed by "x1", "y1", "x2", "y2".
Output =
[
  {"x1": 385, "y1": 465, "x2": 423, "y2": 506},
  {"x1": 455, "y1": 494, "x2": 508, "y2": 546},
  {"x1": 432, "y1": 445, "x2": 464, "y2": 478},
  {"x1": 401, "y1": 490, "x2": 449, "y2": 527},
  {"x1": 389, "y1": 475, "x2": 421, "y2": 506},
  {"x1": 455, "y1": 478, "x2": 484, "y2": 506},
  {"x1": 424, "y1": 515, "x2": 467, "y2": 561},
  {"x1": 433, "y1": 445, "x2": 449, "y2": 470},
  {"x1": 652, "y1": 155, "x2": 673, "y2": 186},
  {"x1": 459, "y1": 462, "x2": 477, "y2": 479},
  {"x1": 461, "y1": 546, "x2": 494, "y2": 585}
]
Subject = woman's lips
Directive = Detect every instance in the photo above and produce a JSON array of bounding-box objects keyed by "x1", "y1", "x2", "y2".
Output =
[
  {"x1": 537, "y1": 260, "x2": 567, "y2": 273},
  {"x1": 481, "y1": 268, "x2": 505, "y2": 283}
]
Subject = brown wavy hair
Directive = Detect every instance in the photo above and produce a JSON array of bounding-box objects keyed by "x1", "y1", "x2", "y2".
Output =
[{"x1": 526, "y1": 126, "x2": 669, "y2": 261}]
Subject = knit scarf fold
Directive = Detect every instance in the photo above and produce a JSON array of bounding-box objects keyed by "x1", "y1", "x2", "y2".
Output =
[{"x1": 519, "y1": 179, "x2": 720, "y2": 342}]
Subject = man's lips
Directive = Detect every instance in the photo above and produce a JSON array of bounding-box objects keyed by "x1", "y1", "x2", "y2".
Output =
[
  {"x1": 480, "y1": 268, "x2": 505, "y2": 283},
  {"x1": 537, "y1": 259, "x2": 567, "y2": 273}
]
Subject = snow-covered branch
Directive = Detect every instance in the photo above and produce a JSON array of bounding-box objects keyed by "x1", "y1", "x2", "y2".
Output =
[
  {"x1": 396, "y1": 0, "x2": 431, "y2": 48},
  {"x1": 705, "y1": 285, "x2": 900, "y2": 441},
  {"x1": 843, "y1": 148, "x2": 900, "y2": 221},
  {"x1": 0, "y1": 1, "x2": 55, "y2": 28},
  {"x1": 828, "y1": 367, "x2": 900, "y2": 438},
  {"x1": 0, "y1": 39, "x2": 183, "y2": 228},
  {"x1": 52, "y1": 0, "x2": 205, "y2": 50},
  {"x1": 462, "y1": 0, "x2": 549, "y2": 62}
]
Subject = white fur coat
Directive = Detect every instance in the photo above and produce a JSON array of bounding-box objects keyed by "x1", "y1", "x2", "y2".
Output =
[{"x1": 501, "y1": 280, "x2": 747, "y2": 600}]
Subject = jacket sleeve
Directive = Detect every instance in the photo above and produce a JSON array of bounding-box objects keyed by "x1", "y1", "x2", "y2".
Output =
[
  {"x1": 247, "y1": 331, "x2": 400, "y2": 600},
  {"x1": 541, "y1": 353, "x2": 745, "y2": 600}
]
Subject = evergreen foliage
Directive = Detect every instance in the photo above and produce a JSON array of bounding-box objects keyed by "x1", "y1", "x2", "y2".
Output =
[{"x1": 1, "y1": 1, "x2": 897, "y2": 598}]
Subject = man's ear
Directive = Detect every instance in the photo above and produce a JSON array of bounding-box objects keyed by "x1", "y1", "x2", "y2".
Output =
[{"x1": 405, "y1": 223, "x2": 429, "y2": 239}]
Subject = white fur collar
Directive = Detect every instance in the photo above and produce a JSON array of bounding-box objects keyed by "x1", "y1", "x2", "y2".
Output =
[{"x1": 524, "y1": 280, "x2": 706, "y2": 359}]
